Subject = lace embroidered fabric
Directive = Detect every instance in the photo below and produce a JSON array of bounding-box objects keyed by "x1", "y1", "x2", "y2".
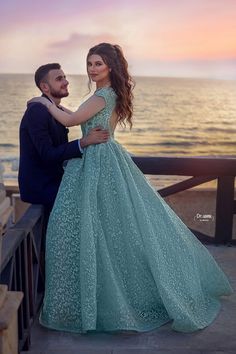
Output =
[{"x1": 40, "y1": 87, "x2": 233, "y2": 333}]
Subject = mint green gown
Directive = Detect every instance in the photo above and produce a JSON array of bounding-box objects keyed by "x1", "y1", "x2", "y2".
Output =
[{"x1": 40, "y1": 87, "x2": 233, "y2": 333}]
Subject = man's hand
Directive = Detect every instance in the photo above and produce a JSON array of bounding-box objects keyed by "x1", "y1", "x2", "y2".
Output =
[{"x1": 80, "y1": 127, "x2": 110, "y2": 148}]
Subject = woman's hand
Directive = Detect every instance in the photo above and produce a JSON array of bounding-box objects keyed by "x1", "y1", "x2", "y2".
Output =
[{"x1": 27, "y1": 97, "x2": 54, "y2": 109}]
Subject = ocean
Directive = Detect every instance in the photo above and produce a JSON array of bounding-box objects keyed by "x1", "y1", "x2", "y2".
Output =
[{"x1": 0, "y1": 74, "x2": 236, "y2": 187}]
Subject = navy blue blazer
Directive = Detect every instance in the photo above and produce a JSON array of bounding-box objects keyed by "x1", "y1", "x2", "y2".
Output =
[{"x1": 18, "y1": 99, "x2": 82, "y2": 206}]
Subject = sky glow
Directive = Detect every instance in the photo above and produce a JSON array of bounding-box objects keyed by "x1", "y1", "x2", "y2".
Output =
[{"x1": 0, "y1": 0, "x2": 235, "y2": 78}]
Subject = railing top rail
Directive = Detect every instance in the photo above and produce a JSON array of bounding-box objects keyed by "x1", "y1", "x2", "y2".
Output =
[{"x1": 132, "y1": 156, "x2": 236, "y2": 176}]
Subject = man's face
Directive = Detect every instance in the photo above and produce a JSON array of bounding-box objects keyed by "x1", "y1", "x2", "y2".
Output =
[{"x1": 42, "y1": 69, "x2": 69, "y2": 98}]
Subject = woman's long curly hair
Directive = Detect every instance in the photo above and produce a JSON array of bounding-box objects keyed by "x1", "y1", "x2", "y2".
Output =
[{"x1": 87, "y1": 43, "x2": 135, "y2": 128}]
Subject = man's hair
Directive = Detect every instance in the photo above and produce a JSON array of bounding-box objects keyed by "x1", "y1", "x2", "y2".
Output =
[{"x1": 34, "y1": 63, "x2": 61, "y2": 90}]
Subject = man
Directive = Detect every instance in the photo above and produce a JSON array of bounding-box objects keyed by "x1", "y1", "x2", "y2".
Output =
[{"x1": 18, "y1": 63, "x2": 109, "y2": 218}]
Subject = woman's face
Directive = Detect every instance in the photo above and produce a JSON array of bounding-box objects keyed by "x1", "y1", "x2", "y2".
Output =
[{"x1": 87, "y1": 54, "x2": 110, "y2": 86}]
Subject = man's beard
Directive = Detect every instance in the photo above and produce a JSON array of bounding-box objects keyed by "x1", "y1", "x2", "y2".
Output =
[{"x1": 49, "y1": 86, "x2": 69, "y2": 99}]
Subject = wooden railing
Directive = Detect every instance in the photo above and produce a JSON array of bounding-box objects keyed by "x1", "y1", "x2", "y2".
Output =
[
  {"x1": 0, "y1": 204, "x2": 45, "y2": 351},
  {"x1": 133, "y1": 156, "x2": 236, "y2": 244}
]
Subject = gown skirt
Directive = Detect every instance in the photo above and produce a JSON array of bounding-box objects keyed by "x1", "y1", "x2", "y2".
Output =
[{"x1": 39, "y1": 139, "x2": 233, "y2": 333}]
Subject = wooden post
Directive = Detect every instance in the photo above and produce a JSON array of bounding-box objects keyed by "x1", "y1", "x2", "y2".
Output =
[
  {"x1": 0, "y1": 285, "x2": 23, "y2": 354},
  {"x1": 215, "y1": 176, "x2": 235, "y2": 244}
]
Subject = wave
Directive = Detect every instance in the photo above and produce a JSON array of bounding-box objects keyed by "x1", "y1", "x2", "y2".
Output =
[
  {"x1": 204, "y1": 121, "x2": 232, "y2": 126},
  {"x1": 204, "y1": 127, "x2": 236, "y2": 133},
  {"x1": 129, "y1": 141, "x2": 209, "y2": 147},
  {"x1": 128, "y1": 140, "x2": 236, "y2": 149},
  {"x1": 162, "y1": 134, "x2": 199, "y2": 140},
  {"x1": 0, "y1": 143, "x2": 17, "y2": 148},
  {"x1": 0, "y1": 156, "x2": 19, "y2": 161},
  {"x1": 216, "y1": 141, "x2": 236, "y2": 146},
  {"x1": 155, "y1": 142, "x2": 196, "y2": 146},
  {"x1": 128, "y1": 142, "x2": 193, "y2": 147}
]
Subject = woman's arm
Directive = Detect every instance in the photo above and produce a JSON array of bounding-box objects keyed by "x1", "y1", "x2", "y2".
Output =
[
  {"x1": 57, "y1": 105, "x2": 73, "y2": 114},
  {"x1": 28, "y1": 95, "x2": 106, "y2": 127},
  {"x1": 50, "y1": 95, "x2": 105, "y2": 127}
]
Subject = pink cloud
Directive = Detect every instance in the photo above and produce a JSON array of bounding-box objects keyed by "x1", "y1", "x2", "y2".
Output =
[{"x1": 48, "y1": 33, "x2": 118, "y2": 53}]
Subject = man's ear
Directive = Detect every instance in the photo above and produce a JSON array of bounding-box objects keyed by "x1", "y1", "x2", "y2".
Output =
[{"x1": 39, "y1": 81, "x2": 49, "y2": 94}]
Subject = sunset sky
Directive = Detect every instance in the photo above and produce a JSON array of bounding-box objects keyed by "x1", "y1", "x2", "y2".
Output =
[{"x1": 0, "y1": 0, "x2": 236, "y2": 78}]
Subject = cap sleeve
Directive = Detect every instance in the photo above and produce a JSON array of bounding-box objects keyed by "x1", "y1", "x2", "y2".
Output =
[
  {"x1": 94, "y1": 87, "x2": 109, "y2": 105},
  {"x1": 94, "y1": 87, "x2": 116, "y2": 107}
]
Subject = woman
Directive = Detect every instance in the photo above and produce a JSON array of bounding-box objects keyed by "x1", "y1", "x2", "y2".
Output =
[{"x1": 30, "y1": 43, "x2": 233, "y2": 333}]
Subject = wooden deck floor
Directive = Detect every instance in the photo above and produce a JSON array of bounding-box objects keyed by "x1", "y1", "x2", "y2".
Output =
[{"x1": 21, "y1": 245, "x2": 236, "y2": 354}]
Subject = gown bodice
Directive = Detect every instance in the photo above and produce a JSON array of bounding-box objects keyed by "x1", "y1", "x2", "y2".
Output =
[{"x1": 81, "y1": 87, "x2": 117, "y2": 137}]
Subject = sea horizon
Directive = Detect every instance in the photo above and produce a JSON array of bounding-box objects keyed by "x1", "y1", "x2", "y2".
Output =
[{"x1": 1, "y1": 72, "x2": 236, "y2": 81}]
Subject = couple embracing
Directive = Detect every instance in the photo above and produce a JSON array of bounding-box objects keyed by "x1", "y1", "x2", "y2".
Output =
[{"x1": 18, "y1": 43, "x2": 232, "y2": 334}]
